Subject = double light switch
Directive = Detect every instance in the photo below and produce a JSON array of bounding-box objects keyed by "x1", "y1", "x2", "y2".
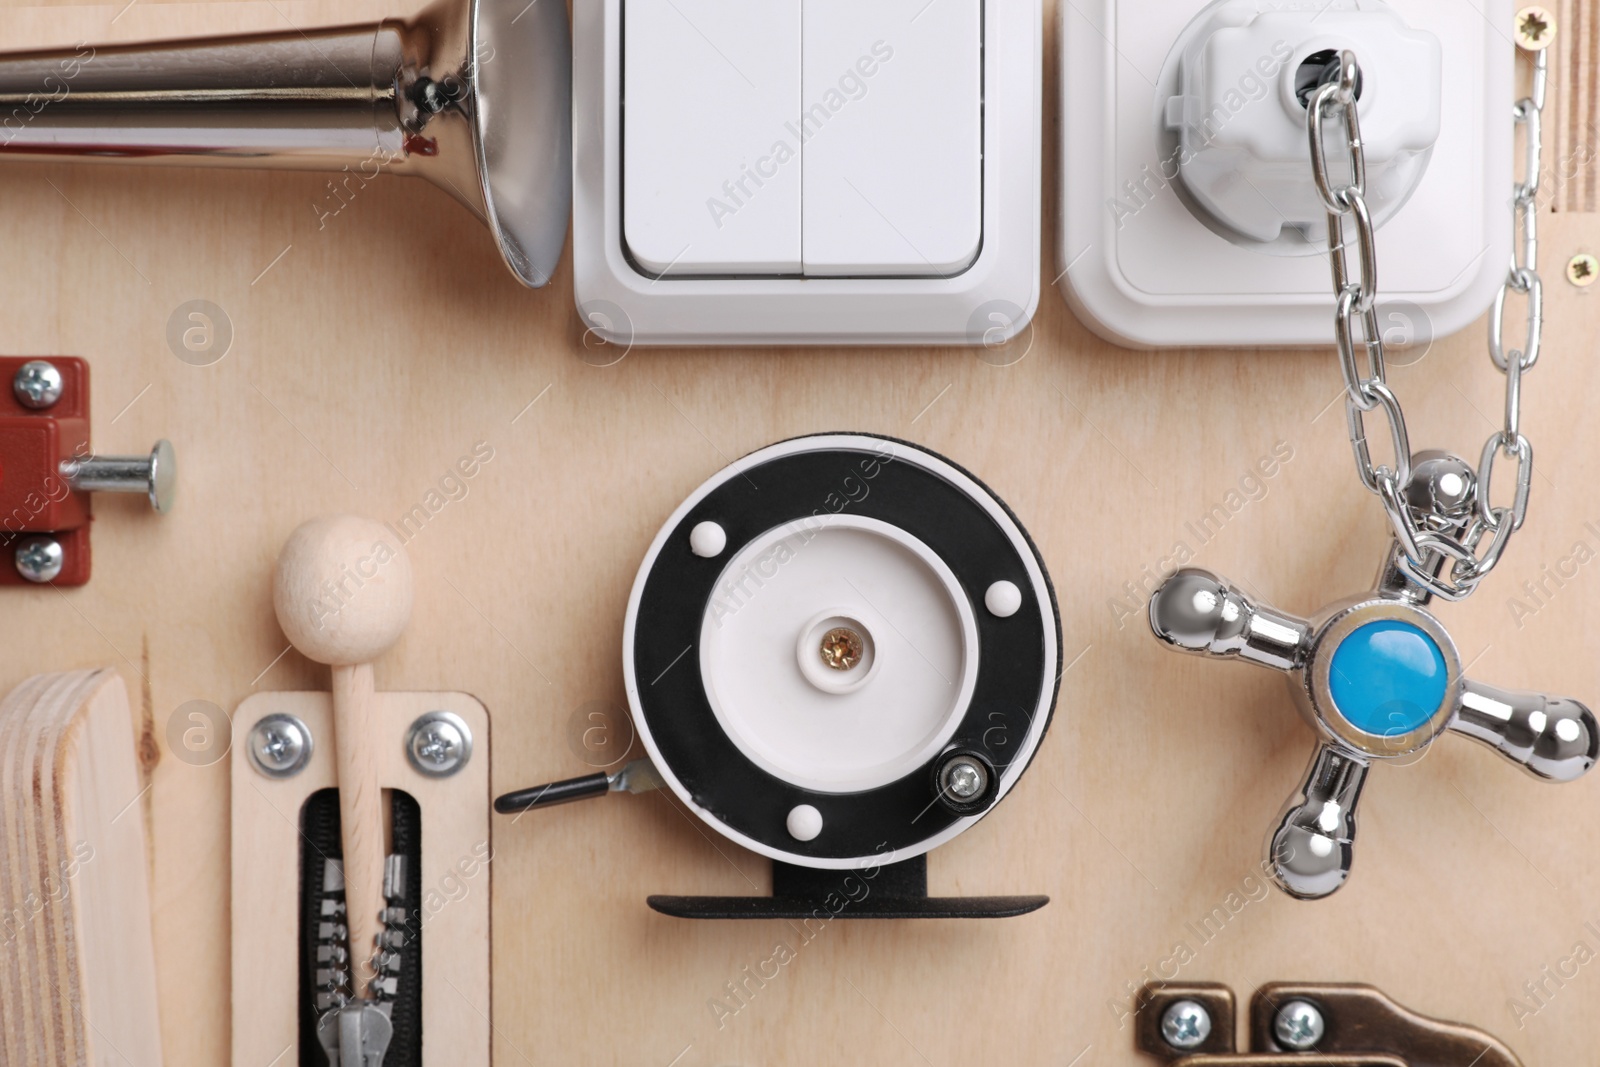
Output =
[{"x1": 622, "y1": 0, "x2": 981, "y2": 278}]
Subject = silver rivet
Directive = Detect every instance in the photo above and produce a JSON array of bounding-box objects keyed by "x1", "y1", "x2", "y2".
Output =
[
  {"x1": 15, "y1": 537, "x2": 64, "y2": 583},
  {"x1": 13, "y1": 360, "x2": 63, "y2": 410},
  {"x1": 59, "y1": 439, "x2": 178, "y2": 514},
  {"x1": 248, "y1": 714, "x2": 313, "y2": 778},
  {"x1": 1274, "y1": 999, "x2": 1325, "y2": 1050},
  {"x1": 1161, "y1": 1000, "x2": 1212, "y2": 1050},
  {"x1": 407, "y1": 710, "x2": 472, "y2": 777}
]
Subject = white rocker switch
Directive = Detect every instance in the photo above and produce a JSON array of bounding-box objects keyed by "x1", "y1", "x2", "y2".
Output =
[
  {"x1": 576, "y1": 0, "x2": 1040, "y2": 344},
  {"x1": 800, "y1": 0, "x2": 982, "y2": 276},
  {"x1": 623, "y1": 0, "x2": 802, "y2": 275}
]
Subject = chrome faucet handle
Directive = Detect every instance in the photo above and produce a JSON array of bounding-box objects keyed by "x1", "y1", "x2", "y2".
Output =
[
  {"x1": 1148, "y1": 563, "x2": 1597, "y2": 900},
  {"x1": 1268, "y1": 742, "x2": 1369, "y2": 899},
  {"x1": 1451, "y1": 679, "x2": 1597, "y2": 782},
  {"x1": 1148, "y1": 568, "x2": 1310, "y2": 672}
]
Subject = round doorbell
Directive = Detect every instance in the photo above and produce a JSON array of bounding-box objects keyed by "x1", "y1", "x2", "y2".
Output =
[{"x1": 622, "y1": 433, "x2": 1061, "y2": 869}]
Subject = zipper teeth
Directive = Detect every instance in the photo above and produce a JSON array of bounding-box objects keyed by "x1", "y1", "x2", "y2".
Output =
[
  {"x1": 314, "y1": 851, "x2": 408, "y2": 1026},
  {"x1": 313, "y1": 856, "x2": 353, "y2": 1013}
]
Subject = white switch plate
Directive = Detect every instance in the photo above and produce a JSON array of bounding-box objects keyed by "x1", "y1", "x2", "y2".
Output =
[
  {"x1": 1056, "y1": 0, "x2": 1513, "y2": 349},
  {"x1": 573, "y1": 0, "x2": 1042, "y2": 346}
]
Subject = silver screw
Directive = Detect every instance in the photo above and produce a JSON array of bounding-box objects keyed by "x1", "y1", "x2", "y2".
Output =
[
  {"x1": 248, "y1": 714, "x2": 313, "y2": 778},
  {"x1": 407, "y1": 711, "x2": 472, "y2": 777},
  {"x1": 15, "y1": 537, "x2": 64, "y2": 583},
  {"x1": 938, "y1": 755, "x2": 989, "y2": 803},
  {"x1": 1274, "y1": 1000, "x2": 1325, "y2": 1050},
  {"x1": 1161, "y1": 1000, "x2": 1212, "y2": 1050},
  {"x1": 12, "y1": 360, "x2": 63, "y2": 410}
]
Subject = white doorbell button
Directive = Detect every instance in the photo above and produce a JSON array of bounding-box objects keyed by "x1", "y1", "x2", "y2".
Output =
[
  {"x1": 1059, "y1": 0, "x2": 1512, "y2": 348},
  {"x1": 575, "y1": 0, "x2": 1041, "y2": 345}
]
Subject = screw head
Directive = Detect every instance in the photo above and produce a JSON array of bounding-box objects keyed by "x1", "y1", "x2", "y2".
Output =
[
  {"x1": 15, "y1": 537, "x2": 64, "y2": 583},
  {"x1": 1274, "y1": 999, "x2": 1326, "y2": 1050},
  {"x1": 943, "y1": 759, "x2": 985, "y2": 799},
  {"x1": 1161, "y1": 1000, "x2": 1212, "y2": 1050},
  {"x1": 13, "y1": 360, "x2": 63, "y2": 410},
  {"x1": 247, "y1": 714, "x2": 313, "y2": 778},
  {"x1": 819, "y1": 627, "x2": 864, "y2": 671},
  {"x1": 1515, "y1": 6, "x2": 1556, "y2": 50},
  {"x1": 407, "y1": 711, "x2": 472, "y2": 777},
  {"x1": 1567, "y1": 254, "x2": 1597, "y2": 287},
  {"x1": 934, "y1": 753, "x2": 993, "y2": 813}
]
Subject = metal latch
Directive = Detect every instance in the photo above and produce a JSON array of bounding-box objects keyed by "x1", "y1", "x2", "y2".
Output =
[
  {"x1": 2, "y1": 357, "x2": 175, "y2": 585},
  {"x1": 1135, "y1": 983, "x2": 1522, "y2": 1067}
]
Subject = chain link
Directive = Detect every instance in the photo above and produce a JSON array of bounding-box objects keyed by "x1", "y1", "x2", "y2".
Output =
[{"x1": 1308, "y1": 40, "x2": 1547, "y2": 601}]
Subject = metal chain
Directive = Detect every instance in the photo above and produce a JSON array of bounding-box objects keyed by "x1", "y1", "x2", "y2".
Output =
[{"x1": 1308, "y1": 37, "x2": 1547, "y2": 602}]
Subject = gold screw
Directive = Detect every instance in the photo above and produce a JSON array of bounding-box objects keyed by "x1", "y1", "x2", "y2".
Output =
[
  {"x1": 1568, "y1": 254, "x2": 1599, "y2": 287},
  {"x1": 819, "y1": 627, "x2": 864, "y2": 671},
  {"x1": 1515, "y1": 6, "x2": 1557, "y2": 50}
]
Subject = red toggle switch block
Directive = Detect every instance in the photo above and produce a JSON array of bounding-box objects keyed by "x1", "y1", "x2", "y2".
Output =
[{"x1": 0, "y1": 356, "x2": 94, "y2": 586}]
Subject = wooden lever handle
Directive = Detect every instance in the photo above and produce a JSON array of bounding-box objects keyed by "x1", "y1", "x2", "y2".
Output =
[{"x1": 332, "y1": 662, "x2": 385, "y2": 989}]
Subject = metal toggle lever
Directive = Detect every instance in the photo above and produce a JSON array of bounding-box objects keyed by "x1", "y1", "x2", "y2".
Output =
[
  {"x1": 1150, "y1": 561, "x2": 1596, "y2": 899},
  {"x1": 494, "y1": 758, "x2": 664, "y2": 813}
]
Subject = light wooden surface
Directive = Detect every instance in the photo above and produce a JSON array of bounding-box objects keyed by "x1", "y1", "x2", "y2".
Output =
[
  {"x1": 229, "y1": 690, "x2": 490, "y2": 1066},
  {"x1": 0, "y1": 1, "x2": 1597, "y2": 1064}
]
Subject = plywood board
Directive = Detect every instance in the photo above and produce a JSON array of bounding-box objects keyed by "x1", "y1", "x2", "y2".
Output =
[{"x1": 0, "y1": 1, "x2": 1595, "y2": 1064}]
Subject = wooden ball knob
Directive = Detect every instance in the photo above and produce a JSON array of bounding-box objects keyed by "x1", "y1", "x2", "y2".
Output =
[{"x1": 273, "y1": 515, "x2": 413, "y2": 666}]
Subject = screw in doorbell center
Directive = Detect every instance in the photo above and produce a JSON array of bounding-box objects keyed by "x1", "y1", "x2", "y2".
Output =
[
  {"x1": 166, "y1": 299, "x2": 233, "y2": 367},
  {"x1": 577, "y1": 299, "x2": 635, "y2": 366},
  {"x1": 968, "y1": 299, "x2": 1035, "y2": 365}
]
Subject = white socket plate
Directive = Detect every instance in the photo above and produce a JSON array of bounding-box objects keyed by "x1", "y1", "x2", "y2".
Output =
[
  {"x1": 1056, "y1": 0, "x2": 1513, "y2": 349},
  {"x1": 572, "y1": 0, "x2": 1043, "y2": 346}
]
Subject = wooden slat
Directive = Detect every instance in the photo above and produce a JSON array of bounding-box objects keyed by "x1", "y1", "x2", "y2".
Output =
[{"x1": 1553, "y1": 0, "x2": 1598, "y2": 212}]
